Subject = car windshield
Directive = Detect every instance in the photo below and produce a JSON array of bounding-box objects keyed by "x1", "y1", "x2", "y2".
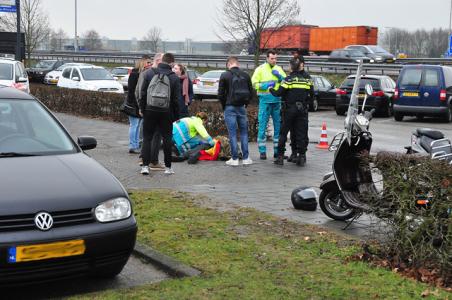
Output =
[
  {"x1": 201, "y1": 71, "x2": 223, "y2": 79},
  {"x1": 347, "y1": 50, "x2": 365, "y2": 57},
  {"x1": 0, "y1": 63, "x2": 13, "y2": 80},
  {"x1": 400, "y1": 69, "x2": 423, "y2": 87},
  {"x1": 80, "y1": 68, "x2": 114, "y2": 81},
  {"x1": 0, "y1": 99, "x2": 76, "y2": 155},
  {"x1": 56, "y1": 64, "x2": 77, "y2": 71},
  {"x1": 111, "y1": 68, "x2": 129, "y2": 75},
  {"x1": 342, "y1": 78, "x2": 380, "y2": 89},
  {"x1": 35, "y1": 60, "x2": 56, "y2": 68},
  {"x1": 368, "y1": 46, "x2": 390, "y2": 54}
]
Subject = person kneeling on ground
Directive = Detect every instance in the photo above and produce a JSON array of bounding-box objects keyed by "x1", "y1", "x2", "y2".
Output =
[{"x1": 172, "y1": 112, "x2": 215, "y2": 164}]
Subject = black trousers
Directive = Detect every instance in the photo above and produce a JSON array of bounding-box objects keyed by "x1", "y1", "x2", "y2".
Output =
[
  {"x1": 141, "y1": 111, "x2": 173, "y2": 168},
  {"x1": 150, "y1": 131, "x2": 161, "y2": 165},
  {"x1": 278, "y1": 105, "x2": 309, "y2": 156}
]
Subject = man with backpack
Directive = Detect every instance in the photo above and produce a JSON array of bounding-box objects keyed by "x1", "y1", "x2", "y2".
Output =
[
  {"x1": 218, "y1": 56, "x2": 253, "y2": 166},
  {"x1": 139, "y1": 53, "x2": 180, "y2": 175}
]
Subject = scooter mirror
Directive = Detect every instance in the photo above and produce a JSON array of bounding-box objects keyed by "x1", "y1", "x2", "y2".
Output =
[{"x1": 365, "y1": 84, "x2": 373, "y2": 96}]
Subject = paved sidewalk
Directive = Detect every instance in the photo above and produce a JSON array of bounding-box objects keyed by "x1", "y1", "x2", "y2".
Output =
[{"x1": 58, "y1": 113, "x2": 370, "y2": 236}]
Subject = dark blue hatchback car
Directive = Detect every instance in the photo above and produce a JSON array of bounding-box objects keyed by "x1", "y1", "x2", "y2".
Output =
[{"x1": 393, "y1": 65, "x2": 452, "y2": 122}]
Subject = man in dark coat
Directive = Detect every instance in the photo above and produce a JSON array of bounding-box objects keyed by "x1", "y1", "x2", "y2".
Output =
[{"x1": 139, "y1": 53, "x2": 180, "y2": 175}]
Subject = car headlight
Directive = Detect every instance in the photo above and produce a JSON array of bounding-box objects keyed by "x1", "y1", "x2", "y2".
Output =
[
  {"x1": 38, "y1": 71, "x2": 44, "y2": 75},
  {"x1": 95, "y1": 197, "x2": 131, "y2": 223}
]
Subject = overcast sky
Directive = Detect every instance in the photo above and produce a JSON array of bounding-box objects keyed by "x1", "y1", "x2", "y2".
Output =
[{"x1": 41, "y1": 0, "x2": 451, "y2": 41}]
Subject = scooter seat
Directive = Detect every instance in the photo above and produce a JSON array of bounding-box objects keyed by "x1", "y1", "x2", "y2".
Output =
[{"x1": 416, "y1": 128, "x2": 444, "y2": 140}]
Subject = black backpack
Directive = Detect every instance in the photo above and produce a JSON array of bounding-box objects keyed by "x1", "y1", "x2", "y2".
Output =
[{"x1": 229, "y1": 69, "x2": 251, "y2": 106}]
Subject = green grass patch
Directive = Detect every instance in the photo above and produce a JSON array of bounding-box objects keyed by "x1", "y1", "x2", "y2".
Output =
[{"x1": 73, "y1": 190, "x2": 450, "y2": 299}]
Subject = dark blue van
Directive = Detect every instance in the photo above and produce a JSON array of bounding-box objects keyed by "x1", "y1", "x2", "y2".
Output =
[{"x1": 393, "y1": 65, "x2": 452, "y2": 122}]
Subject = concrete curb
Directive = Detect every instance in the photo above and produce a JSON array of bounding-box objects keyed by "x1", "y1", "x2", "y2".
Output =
[{"x1": 133, "y1": 242, "x2": 202, "y2": 278}]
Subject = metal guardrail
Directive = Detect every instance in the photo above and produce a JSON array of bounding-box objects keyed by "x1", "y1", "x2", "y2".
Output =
[{"x1": 31, "y1": 51, "x2": 443, "y2": 76}]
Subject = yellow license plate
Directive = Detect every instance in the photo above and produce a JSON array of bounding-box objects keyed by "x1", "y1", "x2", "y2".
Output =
[
  {"x1": 358, "y1": 94, "x2": 365, "y2": 98},
  {"x1": 203, "y1": 81, "x2": 214, "y2": 86},
  {"x1": 403, "y1": 92, "x2": 419, "y2": 97},
  {"x1": 8, "y1": 240, "x2": 85, "y2": 263}
]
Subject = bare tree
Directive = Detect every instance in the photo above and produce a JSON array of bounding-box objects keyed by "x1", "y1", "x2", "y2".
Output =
[
  {"x1": 0, "y1": 0, "x2": 50, "y2": 62},
  {"x1": 82, "y1": 29, "x2": 103, "y2": 51},
  {"x1": 217, "y1": 0, "x2": 301, "y2": 67},
  {"x1": 382, "y1": 28, "x2": 449, "y2": 58},
  {"x1": 141, "y1": 27, "x2": 162, "y2": 52},
  {"x1": 49, "y1": 28, "x2": 68, "y2": 51}
]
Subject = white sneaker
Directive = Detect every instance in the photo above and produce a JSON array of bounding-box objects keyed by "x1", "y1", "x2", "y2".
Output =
[
  {"x1": 226, "y1": 158, "x2": 239, "y2": 166},
  {"x1": 140, "y1": 166, "x2": 150, "y2": 175},
  {"x1": 164, "y1": 167, "x2": 175, "y2": 175},
  {"x1": 242, "y1": 158, "x2": 253, "y2": 165}
]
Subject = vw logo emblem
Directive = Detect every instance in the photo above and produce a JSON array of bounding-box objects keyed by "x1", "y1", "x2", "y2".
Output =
[{"x1": 35, "y1": 212, "x2": 54, "y2": 231}]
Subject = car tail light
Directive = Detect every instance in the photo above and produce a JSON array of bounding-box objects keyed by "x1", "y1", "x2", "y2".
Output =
[
  {"x1": 193, "y1": 78, "x2": 200, "y2": 85},
  {"x1": 440, "y1": 89, "x2": 447, "y2": 101},
  {"x1": 336, "y1": 88, "x2": 347, "y2": 95},
  {"x1": 372, "y1": 90, "x2": 385, "y2": 97},
  {"x1": 394, "y1": 88, "x2": 399, "y2": 100}
]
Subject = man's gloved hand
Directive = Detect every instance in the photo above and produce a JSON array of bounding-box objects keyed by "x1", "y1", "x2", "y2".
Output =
[
  {"x1": 260, "y1": 81, "x2": 276, "y2": 90},
  {"x1": 272, "y1": 70, "x2": 284, "y2": 82}
]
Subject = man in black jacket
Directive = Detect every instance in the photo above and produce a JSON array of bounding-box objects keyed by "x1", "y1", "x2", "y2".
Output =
[
  {"x1": 218, "y1": 56, "x2": 254, "y2": 166},
  {"x1": 139, "y1": 53, "x2": 180, "y2": 175},
  {"x1": 270, "y1": 58, "x2": 314, "y2": 166}
]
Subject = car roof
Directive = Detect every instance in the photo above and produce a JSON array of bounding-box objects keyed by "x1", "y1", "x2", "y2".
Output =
[
  {"x1": 0, "y1": 85, "x2": 34, "y2": 100},
  {"x1": 74, "y1": 65, "x2": 104, "y2": 70},
  {"x1": 0, "y1": 59, "x2": 19, "y2": 65},
  {"x1": 113, "y1": 66, "x2": 132, "y2": 69},
  {"x1": 402, "y1": 64, "x2": 445, "y2": 70},
  {"x1": 347, "y1": 75, "x2": 389, "y2": 79}
]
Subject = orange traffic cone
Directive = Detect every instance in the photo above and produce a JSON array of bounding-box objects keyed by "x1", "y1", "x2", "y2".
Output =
[{"x1": 316, "y1": 122, "x2": 329, "y2": 149}]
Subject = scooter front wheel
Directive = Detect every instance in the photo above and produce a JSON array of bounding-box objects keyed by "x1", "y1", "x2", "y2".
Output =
[{"x1": 319, "y1": 189, "x2": 356, "y2": 221}]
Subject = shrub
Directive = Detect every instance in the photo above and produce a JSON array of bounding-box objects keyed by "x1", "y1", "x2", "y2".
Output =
[
  {"x1": 365, "y1": 152, "x2": 452, "y2": 285},
  {"x1": 30, "y1": 84, "x2": 259, "y2": 141}
]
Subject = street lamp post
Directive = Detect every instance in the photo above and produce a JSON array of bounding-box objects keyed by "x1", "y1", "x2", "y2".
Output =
[
  {"x1": 15, "y1": 0, "x2": 21, "y2": 61},
  {"x1": 74, "y1": 0, "x2": 78, "y2": 52}
]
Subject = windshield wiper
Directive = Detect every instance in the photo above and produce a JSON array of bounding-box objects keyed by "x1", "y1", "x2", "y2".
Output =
[{"x1": 0, "y1": 152, "x2": 40, "y2": 157}]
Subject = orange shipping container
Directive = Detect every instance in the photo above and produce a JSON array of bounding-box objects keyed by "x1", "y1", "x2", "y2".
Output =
[
  {"x1": 309, "y1": 26, "x2": 378, "y2": 54},
  {"x1": 260, "y1": 25, "x2": 316, "y2": 51}
]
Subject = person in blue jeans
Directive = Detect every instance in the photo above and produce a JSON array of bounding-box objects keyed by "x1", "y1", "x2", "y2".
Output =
[{"x1": 218, "y1": 56, "x2": 254, "y2": 166}]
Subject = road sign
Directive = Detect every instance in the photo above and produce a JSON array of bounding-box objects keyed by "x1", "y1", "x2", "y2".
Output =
[{"x1": 0, "y1": 0, "x2": 16, "y2": 12}]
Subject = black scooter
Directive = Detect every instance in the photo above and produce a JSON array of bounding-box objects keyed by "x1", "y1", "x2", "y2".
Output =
[{"x1": 318, "y1": 62, "x2": 378, "y2": 221}]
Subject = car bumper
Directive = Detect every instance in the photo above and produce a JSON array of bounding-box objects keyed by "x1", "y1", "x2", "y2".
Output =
[
  {"x1": 0, "y1": 217, "x2": 137, "y2": 286},
  {"x1": 44, "y1": 78, "x2": 59, "y2": 85},
  {"x1": 193, "y1": 86, "x2": 218, "y2": 96},
  {"x1": 336, "y1": 96, "x2": 388, "y2": 110},
  {"x1": 28, "y1": 74, "x2": 45, "y2": 82},
  {"x1": 393, "y1": 105, "x2": 449, "y2": 116}
]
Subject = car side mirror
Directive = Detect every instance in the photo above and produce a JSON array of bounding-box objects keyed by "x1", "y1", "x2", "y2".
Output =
[
  {"x1": 72, "y1": 77, "x2": 80, "y2": 81},
  {"x1": 16, "y1": 76, "x2": 28, "y2": 83},
  {"x1": 78, "y1": 136, "x2": 97, "y2": 150}
]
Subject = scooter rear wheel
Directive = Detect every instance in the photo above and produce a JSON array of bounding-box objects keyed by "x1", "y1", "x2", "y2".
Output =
[{"x1": 319, "y1": 189, "x2": 356, "y2": 221}]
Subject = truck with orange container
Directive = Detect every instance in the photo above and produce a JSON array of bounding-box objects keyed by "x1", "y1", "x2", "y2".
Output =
[{"x1": 260, "y1": 25, "x2": 378, "y2": 55}]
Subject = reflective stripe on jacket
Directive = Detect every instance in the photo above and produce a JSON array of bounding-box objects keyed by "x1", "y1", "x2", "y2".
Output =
[{"x1": 172, "y1": 116, "x2": 212, "y2": 147}]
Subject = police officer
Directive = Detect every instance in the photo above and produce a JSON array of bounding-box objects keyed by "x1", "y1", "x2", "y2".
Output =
[
  {"x1": 269, "y1": 58, "x2": 313, "y2": 166},
  {"x1": 288, "y1": 55, "x2": 312, "y2": 163}
]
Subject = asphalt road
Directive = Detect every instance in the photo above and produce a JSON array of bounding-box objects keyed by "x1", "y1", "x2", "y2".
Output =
[{"x1": 308, "y1": 107, "x2": 452, "y2": 153}]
